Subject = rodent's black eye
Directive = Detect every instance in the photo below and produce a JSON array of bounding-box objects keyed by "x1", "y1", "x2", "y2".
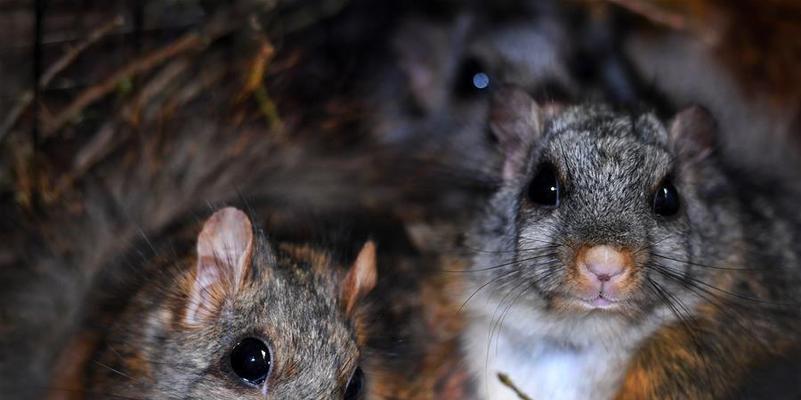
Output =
[
  {"x1": 653, "y1": 181, "x2": 680, "y2": 216},
  {"x1": 230, "y1": 338, "x2": 271, "y2": 385},
  {"x1": 344, "y1": 367, "x2": 364, "y2": 400},
  {"x1": 454, "y1": 57, "x2": 491, "y2": 97},
  {"x1": 527, "y1": 163, "x2": 561, "y2": 207}
]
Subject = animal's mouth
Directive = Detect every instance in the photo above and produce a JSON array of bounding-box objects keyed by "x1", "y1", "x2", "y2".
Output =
[
  {"x1": 568, "y1": 293, "x2": 625, "y2": 311},
  {"x1": 579, "y1": 294, "x2": 620, "y2": 310},
  {"x1": 548, "y1": 291, "x2": 632, "y2": 315}
]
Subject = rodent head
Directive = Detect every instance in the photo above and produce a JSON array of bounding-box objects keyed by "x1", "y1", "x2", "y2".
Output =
[
  {"x1": 93, "y1": 208, "x2": 375, "y2": 399},
  {"x1": 470, "y1": 86, "x2": 741, "y2": 344},
  {"x1": 370, "y1": 5, "x2": 576, "y2": 176}
]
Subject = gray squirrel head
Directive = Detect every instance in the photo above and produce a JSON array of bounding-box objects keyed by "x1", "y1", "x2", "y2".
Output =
[
  {"x1": 369, "y1": 5, "x2": 576, "y2": 177},
  {"x1": 469, "y1": 86, "x2": 742, "y2": 345},
  {"x1": 92, "y1": 208, "x2": 376, "y2": 399}
]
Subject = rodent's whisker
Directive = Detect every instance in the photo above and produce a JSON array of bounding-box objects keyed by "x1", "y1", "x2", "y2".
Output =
[
  {"x1": 495, "y1": 284, "x2": 534, "y2": 349},
  {"x1": 100, "y1": 344, "x2": 197, "y2": 377},
  {"x1": 654, "y1": 267, "x2": 758, "y2": 341},
  {"x1": 650, "y1": 252, "x2": 756, "y2": 271},
  {"x1": 645, "y1": 267, "x2": 771, "y2": 355},
  {"x1": 461, "y1": 257, "x2": 560, "y2": 312},
  {"x1": 487, "y1": 278, "x2": 531, "y2": 362},
  {"x1": 93, "y1": 360, "x2": 136, "y2": 381},
  {"x1": 444, "y1": 247, "x2": 560, "y2": 273},
  {"x1": 633, "y1": 236, "x2": 672, "y2": 257},
  {"x1": 96, "y1": 349, "x2": 201, "y2": 375},
  {"x1": 645, "y1": 279, "x2": 701, "y2": 342},
  {"x1": 645, "y1": 279, "x2": 720, "y2": 389},
  {"x1": 488, "y1": 278, "x2": 544, "y2": 378},
  {"x1": 647, "y1": 262, "x2": 796, "y2": 307},
  {"x1": 460, "y1": 243, "x2": 558, "y2": 255},
  {"x1": 459, "y1": 269, "x2": 519, "y2": 312}
]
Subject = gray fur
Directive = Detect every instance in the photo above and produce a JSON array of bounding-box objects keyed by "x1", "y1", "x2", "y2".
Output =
[{"x1": 462, "y1": 89, "x2": 801, "y2": 399}]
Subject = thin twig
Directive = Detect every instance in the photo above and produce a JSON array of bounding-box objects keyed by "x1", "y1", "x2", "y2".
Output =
[
  {"x1": 42, "y1": 1, "x2": 266, "y2": 136},
  {"x1": 44, "y1": 16, "x2": 126, "y2": 85},
  {"x1": 0, "y1": 16, "x2": 124, "y2": 142},
  {"x1": 122, "y1": 59, "x2": 192, "y2": 124},
  {"x1": 42, "y1": 33, "x2": 206, "y2": 136},
  {"x1": 237, "y1": 38, "x2": 282, "y2": 131},
  {"x1": 237, "y1": 38, "x2": 275, "y2": 100},
  {"x1": 498, "y1": 372, "x2": 534, "y2": 400}
]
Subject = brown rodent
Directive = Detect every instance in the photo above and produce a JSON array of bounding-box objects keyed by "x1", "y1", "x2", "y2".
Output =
[
  {"x1": 48, "y1": 207, "x2": 376, "y2": 400},
  {"x1": 461, "y1": 86, "x2": 801, "y2": 399}
]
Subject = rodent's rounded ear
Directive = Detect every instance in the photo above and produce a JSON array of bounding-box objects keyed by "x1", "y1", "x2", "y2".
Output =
[
  {"x1": 489, "y1": 85, "x2": 544, "y2": 180},
  {"x1": 341, "y1": 241, "x2": 377, "y2": 317},
  {"x1": 185, "y1": 207, "x2": 254, "y2": 325},
  {"x1": 394, "y1": 20, "x2": 452, "y2": 114},
  {"x1": 668, "y1": 105, "x2": 717, "y2": 162}
]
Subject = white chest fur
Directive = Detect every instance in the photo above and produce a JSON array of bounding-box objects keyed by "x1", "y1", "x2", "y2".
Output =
[{"x1": 464, "y1": 319, "x2": 630, "y2": 400}]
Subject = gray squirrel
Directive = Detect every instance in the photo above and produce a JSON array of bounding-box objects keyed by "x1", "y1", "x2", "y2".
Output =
[
  {"x1": 49, "y1": 207, "x2": 376, "y2": 400},
  {"x1": 461, "y1": 86, "x2": 801, "y2": 400}
]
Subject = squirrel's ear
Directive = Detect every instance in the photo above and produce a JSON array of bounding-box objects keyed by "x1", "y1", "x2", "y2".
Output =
[
  {"x1": 340, "y1": 241, "x2": 377, "y2": 316},
  {"x1": 490, "y1": 86, "x2": 544, "y2": 180},
  {"x1": 185, "y1": 207, "x2": 254, "y2": 325},
  {"x1": 668, "y1": 106, "x2": 716, "y2": 162},
  {"x1": 394, "y1": 21, "x2": 452, "y2": 114}
]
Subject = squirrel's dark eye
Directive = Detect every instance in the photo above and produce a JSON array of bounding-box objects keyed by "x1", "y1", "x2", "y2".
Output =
[
  {"x1": 527, "y1": 163, "x2": 560, "y2": 207},
  {"x1": 344, "y1": 367, "x2": 364, "y2": 400},
  {"x1": 230, "y1": 338, "x2": 271, "y2": 385},
  {"x1": 653, "y1": 181, "x2": 680, "y2": 216},
  {"x1": 454, "y1": 57, "x2": 490, "y2": 97}
]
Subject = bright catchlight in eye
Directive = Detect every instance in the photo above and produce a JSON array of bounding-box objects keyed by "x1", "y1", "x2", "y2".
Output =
[{"x1": 472, "y1": 72, "x2": 490, "y2": 90}]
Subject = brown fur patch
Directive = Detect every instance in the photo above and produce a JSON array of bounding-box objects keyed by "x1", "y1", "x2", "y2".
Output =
[
  {"x1": 278, "y1": 242, "x2": 332, "y2": 275},
  {"x1": 47, "y1": 331, "x2": 99, "y2": 400}
]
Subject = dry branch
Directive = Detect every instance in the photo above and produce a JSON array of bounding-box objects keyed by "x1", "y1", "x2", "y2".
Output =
[
  {"x1": 42, "y1": 33, "x2": 206, "y2": 136},
  {"x1": 0, "y1": 16, "x2": 125, "y2": 142},
  {"x1": 498, "y1": 372, "x2": 534, "y2": 400},
  {"x1": 40, "y1": 1, "x2": 273, "y2": 137}
]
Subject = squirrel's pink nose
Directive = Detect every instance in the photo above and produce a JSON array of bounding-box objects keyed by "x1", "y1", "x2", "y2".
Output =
[{"x1": 578, "y1": 245, "x2": 630, "y2": 282}]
